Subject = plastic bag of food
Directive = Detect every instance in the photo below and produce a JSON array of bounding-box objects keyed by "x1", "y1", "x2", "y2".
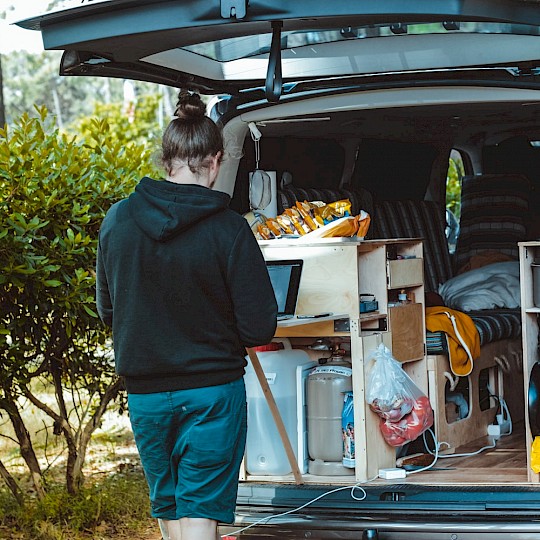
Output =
[{"x1": 366, "y1": 343, "x2": 434, "y2": 447}]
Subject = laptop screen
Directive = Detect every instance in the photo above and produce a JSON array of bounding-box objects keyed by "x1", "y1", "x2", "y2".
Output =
[{"x1": 266, "y1": 259, "x2": 303, "y2": 317}]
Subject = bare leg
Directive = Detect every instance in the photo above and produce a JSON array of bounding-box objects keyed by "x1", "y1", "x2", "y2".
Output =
[
  {"x1": 158, "y1": 519, "x2": 182, "y2": 540},
  {"x1": 180, "y1": 517, "x2": 220, "y2": 540}
]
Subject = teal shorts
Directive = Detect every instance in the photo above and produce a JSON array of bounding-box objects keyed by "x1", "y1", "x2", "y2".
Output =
[{"x1": 127, "y1": 378, "x2": 247, "y2": 524}]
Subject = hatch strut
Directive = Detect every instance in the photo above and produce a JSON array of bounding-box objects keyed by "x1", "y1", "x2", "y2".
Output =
[{"x1": 265, "y1": 20, "x2": 283, "y2": 103}]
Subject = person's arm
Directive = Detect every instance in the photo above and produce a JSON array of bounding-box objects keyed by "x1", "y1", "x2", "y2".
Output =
[
  {"x1": 227, "y1": 223, "x2": 277, "y2": 347},
  {"x1": 96, "y1": 240, "x2": 113, "y2": 327}
]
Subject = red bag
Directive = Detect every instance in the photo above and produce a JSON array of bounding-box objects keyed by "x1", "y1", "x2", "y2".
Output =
[
  {"x1": 379, "y1": 396, "x2": 434, "y2": 447},
  {"x1": 367, "y1": 344, "x2": 434, "y2": 447}
]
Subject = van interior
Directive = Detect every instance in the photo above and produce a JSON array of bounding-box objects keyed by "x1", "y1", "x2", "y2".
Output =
[{"x1": 216, "y1": 87, "x2": 540, "y2": 489}]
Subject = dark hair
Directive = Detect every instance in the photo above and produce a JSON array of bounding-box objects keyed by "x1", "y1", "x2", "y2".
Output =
[{"x1": 160, "y1": 91, "x2": 224, "y2": 176}]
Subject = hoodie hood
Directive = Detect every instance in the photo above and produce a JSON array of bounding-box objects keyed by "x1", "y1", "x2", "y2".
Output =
[{"x1": 128, "y1": 177, "x2": 231, "y2": 242}]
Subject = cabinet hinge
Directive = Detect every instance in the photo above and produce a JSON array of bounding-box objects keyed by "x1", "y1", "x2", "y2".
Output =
[{"x1": 220, "y1": 0, "x2": 247, "y2": 19}]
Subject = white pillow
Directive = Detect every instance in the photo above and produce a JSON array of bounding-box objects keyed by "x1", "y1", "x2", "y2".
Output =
[{"x1": 438, "y1": 261, "x2": 520, "y2": 311}]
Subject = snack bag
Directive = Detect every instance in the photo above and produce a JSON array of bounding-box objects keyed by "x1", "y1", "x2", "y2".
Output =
[
  {"x1": 366, "y1": 343, "x2": 434, "y2": 447},
  {"x1": 284, "y1": 207, "x2": 310, "y2": 235},
  {"x1": 265, "y1": 218, "x2": 284, "y2": 238},
  {"x1": 313, "y1": 198, "x2": 352, "y2": 224},
  {"x1": 256, "y1": 223, "x2": 275, "y2": 240},
  {"x1": 357, "y1": 210, "x2": 371, "y2": 238},
  {"x1": 295, "y1": 201, "x2": 319, "y2": 231}
]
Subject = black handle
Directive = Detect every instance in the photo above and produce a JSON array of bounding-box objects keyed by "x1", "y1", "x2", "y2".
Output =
[{"x1": 265, "y1": 20, "x2": 283, "y2": 103}]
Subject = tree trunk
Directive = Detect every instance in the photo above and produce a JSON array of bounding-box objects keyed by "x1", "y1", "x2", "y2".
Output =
[
  {"x1": 0, "y1": 458, "x2": 24, "y2": 505},
  {"x1": 0, "y1": 54, "x2": 5, "y2": 127},
  {"x1": 2, "y1": 395, "x2": 46, "y2": 500},
  {"x1": 65, "y1": 377, "x2": 123, "y2": 494}
]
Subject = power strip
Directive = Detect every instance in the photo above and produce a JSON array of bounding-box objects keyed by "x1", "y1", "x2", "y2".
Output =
[{"x1": 378, "y1": 467, "x2": 407, "y2": 480}]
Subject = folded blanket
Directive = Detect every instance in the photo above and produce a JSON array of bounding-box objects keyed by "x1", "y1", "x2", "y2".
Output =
[
  {"x1": 425, "y1": 306, "x2": 480, "y2": 376},
  {"x1": 438, "y1": 261, "x2": 520, "y2": 311}
]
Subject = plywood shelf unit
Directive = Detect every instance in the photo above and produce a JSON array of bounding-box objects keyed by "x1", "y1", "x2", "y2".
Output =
[
  {"x1": 251, "y1": 238, "x2": 427, "y2": 483},
  {"x1": 519, "y1": 241, "x2": 540, "y2": 483}
]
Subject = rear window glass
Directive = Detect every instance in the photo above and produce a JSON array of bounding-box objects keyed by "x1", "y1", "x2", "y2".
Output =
[{"x1": 184, "y1": 22, "x2": 540, "y2": 62}]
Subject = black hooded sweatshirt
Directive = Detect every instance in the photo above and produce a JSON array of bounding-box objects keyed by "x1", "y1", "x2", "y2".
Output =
[{"x1": 96, "y1": 177, "x2": 277, "y2": 394}]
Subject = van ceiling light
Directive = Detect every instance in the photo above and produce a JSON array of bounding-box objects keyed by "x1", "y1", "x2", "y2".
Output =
[
  {"x1": 529, "y1": 140, "x2": 540, "y2": 147},
  {"x1": 443, "y1": 21, "x2": 460, "y2": 31}
]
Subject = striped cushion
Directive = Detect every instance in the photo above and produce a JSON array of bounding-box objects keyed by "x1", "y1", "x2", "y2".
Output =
[
  {"x1": 454, "y1": 174, "x2": 531, "y2": 272},
  {"x1": 372, "y1": 200, "x2": 453, "y2": 293},
  {"x1": 278, "y1": 185, "x2": 374, "y2": 216},
  {"x1": 468, "y1": 309, "x2": 522, "y2": 344}
]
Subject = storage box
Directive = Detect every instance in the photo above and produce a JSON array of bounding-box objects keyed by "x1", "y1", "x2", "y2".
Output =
[{"x1": 360, "y1": 300, "x2": 379, "y2": 313}]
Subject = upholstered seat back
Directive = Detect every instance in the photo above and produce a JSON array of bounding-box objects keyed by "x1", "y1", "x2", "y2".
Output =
[
  {"x1": 372, "y1": 200, "x2": 453, "y2": 293},
  {"x1": 453, "y1": 174, "x2": 531, "y2": 273}
]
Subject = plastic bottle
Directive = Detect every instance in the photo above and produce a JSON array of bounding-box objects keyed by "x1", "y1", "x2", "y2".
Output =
[{"x1": 398, "y1": 290, "x2": 410, "y2": 304}]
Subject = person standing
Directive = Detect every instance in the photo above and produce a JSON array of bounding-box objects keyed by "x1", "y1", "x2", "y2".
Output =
[{"x1": 96, "y1": 91, "x2": 277, "y2": 540}]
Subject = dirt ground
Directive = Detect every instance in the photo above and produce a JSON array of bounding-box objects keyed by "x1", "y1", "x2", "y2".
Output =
[{"x1": 133, "y1": 523, "x2": 162, "y2": 540}]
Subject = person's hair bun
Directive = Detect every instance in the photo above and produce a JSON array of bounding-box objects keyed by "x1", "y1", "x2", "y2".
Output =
[{"x1": 174, "y1": 91, "x2": 206, "y2": 120}]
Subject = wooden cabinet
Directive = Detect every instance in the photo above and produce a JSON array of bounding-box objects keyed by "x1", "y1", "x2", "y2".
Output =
[
  {"x1": 254, "y1": 237, "x2": 427, "y2": 482},
  {"x1": 519, "y1": 241, "x2": 540, "y2": 483},
  {"x1": 357, "y1": 239, "x2": 425, "y2": 363}
]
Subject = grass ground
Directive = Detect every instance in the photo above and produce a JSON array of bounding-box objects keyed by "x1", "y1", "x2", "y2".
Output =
[{"x1": 0, "y1": 420, "x2": 163, "y2": 540}]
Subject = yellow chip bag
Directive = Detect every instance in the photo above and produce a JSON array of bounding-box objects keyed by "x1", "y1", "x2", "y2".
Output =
[{"x1": 295, "y1": 201, "x2": 319, "y2": 231}]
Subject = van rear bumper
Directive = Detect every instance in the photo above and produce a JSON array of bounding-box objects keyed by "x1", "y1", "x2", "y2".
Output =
[
  {"x1": 219, "y1": 483, "x2": 540, "y2": 538},
  {"x1": 220, "y1": 517, "x2": 540, "y2": 539}
]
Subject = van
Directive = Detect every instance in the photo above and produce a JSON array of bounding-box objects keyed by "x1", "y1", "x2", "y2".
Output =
[{"x1": 18, "y1": 2, "x2": 540, "y2": 537}]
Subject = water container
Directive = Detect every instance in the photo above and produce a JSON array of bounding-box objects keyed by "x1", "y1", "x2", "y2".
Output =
[
  {"x1": 244, "y1": 347, "x2": 315, "y2": 475},
  {"x1": 307, "y1": 362, "x2": 354, "y2": 475}
]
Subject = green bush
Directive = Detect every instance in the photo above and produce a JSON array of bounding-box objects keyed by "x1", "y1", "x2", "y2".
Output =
[{"x1": 0, "y1": 106, "x2": 158, "y2": 497}]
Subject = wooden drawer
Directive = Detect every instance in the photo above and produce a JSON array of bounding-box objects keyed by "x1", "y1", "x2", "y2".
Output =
[{"x1": 387, "y1": 258, "x2": 423, "y2": 289}]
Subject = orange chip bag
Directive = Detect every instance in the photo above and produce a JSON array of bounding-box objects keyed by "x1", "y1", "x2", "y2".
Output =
[
  {"x1": 265, "y1": 218, "x2": 284, "y2": 237},
  {"x1": 276, "y1": 214, "x2": 295, "y2": 235},
  {"x1": 285, "y1": 208, "x2": 310, "y2": 235},
  {"x1": 295, "y1": 201, "x2": 319, "y2": 231},
  {"x1": 256, "y1": 223, "x2": 274, "y2": 240}
]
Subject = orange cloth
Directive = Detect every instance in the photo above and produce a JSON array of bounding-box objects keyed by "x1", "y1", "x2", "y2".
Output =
[{"x1": 425, "y1": 306, "x2": 480, "y2": 377}]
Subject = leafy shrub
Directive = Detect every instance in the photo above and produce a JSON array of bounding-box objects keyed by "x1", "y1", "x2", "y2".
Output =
[{"x1": 0, "y1": 106, "x2": 157, "y2": 496}]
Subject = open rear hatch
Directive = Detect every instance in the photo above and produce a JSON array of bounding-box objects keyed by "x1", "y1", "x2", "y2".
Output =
[{"x1": 17, "y1": 0, "x2": 540, "y2": 101}]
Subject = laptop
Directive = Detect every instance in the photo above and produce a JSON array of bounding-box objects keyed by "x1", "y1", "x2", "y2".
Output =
[{"x1": 266, "y1": 259, "x2": 303, "y2": 321}]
